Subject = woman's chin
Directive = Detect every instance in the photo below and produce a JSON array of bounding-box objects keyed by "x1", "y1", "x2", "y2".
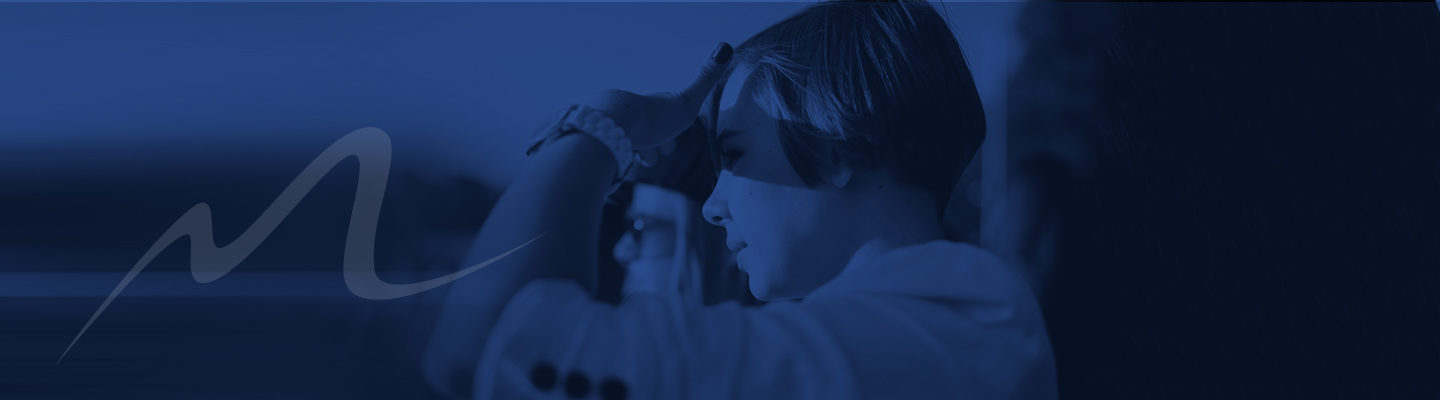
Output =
[
  {"x1": 745, "y1": 275, "x2": 790, "y2": 302},
  {"x1": 747, "y1": 283, "x2": 775, "y2": 302},
  {"x1": 738, "y1": 253, "x2": 795, "y2": 301}
]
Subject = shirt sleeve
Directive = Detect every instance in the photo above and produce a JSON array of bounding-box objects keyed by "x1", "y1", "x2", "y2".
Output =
[
  {"x1": 473, "y1": 279, "x2": 862, "y2": 400},
  {"x1": 473, "y1": 276, "x2": 1055, "y2": 400}
]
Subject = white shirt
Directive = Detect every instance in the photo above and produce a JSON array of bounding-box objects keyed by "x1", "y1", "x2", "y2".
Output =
[{"x1": 475, "y1": 240, "x2": 1058, "y2": 399}]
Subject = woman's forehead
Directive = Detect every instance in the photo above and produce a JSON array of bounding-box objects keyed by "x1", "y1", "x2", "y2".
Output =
[
  {"x1": 719, "y1": 64, "x2": 757, "y2": 113},
  {"x1": 717, "y1": 64, "x2": 763, "y2": 133}
]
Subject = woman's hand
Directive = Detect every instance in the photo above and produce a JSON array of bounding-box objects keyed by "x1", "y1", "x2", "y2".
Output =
[
  {"x1": 582, "y1": 42, "x2": 734, "y2": 150},
  {"x1": 424, "y1": 42, "x2": 734, "y2": 400}
]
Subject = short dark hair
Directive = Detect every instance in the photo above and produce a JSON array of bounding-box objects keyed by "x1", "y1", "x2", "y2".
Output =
[{"x1": 706, "y1": 0, "x2": 986, "y2": 217}]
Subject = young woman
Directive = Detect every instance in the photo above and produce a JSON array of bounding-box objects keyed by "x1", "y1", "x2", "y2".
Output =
[{"x1": 424, "y1": 1, "x2": 1056, "y2": 399}]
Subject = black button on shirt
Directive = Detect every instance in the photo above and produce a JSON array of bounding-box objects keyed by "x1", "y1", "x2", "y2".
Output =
[
  {"x1": 599, "y1": 378, "x2": 629, "y2": 400},
  {"x1": 529, "y1": 362, "x2": 558, "y2": 391},
  {"x1": 564, "y1": 371, "x2": 591, "y2": 398}
]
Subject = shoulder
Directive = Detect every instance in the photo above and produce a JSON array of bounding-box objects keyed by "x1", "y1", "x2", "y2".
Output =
[
  {"x1": 808, "y1": 240, "x2": 1028, "y2": 304},
  {"x1": 475, "y1": 280, "x2": 865, "y2": 400},
  {"x1": 799, "y1": 241, "x2": 1058, "y2": 399}
]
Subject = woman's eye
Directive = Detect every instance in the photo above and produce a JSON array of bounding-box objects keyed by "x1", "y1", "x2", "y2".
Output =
[
  {"x1": 720, "y1": 150, "x2": 744, "y2": 170},
  {"x1": 624, "y1": 217, "x2": 645, "y2": 241}
]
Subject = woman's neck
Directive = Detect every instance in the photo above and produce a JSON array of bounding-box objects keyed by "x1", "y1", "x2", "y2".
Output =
[{"x1": 839, "y1": 182, "x2": 947, "y2": 274}]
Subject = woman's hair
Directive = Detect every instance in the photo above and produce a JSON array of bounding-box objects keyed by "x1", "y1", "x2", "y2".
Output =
[{"x1": 704, "y1": 0, "x2": 986, "y2": 217}]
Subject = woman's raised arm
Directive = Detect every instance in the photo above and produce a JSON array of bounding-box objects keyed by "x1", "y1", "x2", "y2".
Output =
[{"x1": 421, "y1": 42, "x2": 734, "y2": 400}]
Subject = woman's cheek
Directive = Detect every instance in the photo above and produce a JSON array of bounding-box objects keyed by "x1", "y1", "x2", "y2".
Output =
[{"x1": 726, "y1": 177, "x2": 757, "y2": 221}]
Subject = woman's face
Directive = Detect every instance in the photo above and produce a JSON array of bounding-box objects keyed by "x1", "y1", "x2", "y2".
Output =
[{"x1": 701, "y1": 66, "x2": 854, "y2": 301}]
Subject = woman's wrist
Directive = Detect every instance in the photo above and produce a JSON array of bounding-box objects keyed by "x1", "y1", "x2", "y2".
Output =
[
  {"x1": 526, "y1": 104, "x2": 638, "y2": 194},
  {"x1": 541, "y1": 133, "x2": 621, "y2": 187}
]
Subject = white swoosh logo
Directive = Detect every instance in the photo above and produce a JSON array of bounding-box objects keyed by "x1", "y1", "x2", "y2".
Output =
[{"x1": 56, "y1": 127, "x2": 544, "y2": 364}]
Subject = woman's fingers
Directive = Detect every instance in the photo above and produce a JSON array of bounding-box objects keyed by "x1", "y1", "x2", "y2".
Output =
[
  {"x1": 587, "y1": 89, "x2": 645, "y2": 128},
  {"x1": 679, "y1": 42, "x2": 734, "y2": 111},
  {"x1": 593, "y1": 42, "x2": 732, "y2": 150}
]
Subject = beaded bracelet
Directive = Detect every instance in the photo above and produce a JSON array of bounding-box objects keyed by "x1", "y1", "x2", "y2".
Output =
[{"x1": 526, "y1": 104, "x2": 642, "y2": 195}]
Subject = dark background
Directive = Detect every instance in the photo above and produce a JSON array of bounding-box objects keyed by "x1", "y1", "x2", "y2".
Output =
[{"x1": 1014, "y1": 3, "x2": 1440, "y2": 399}]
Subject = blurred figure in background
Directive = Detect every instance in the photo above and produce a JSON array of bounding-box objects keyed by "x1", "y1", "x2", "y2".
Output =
[{"x1": 611, "y1": 120, "x2": 761, "y2": 307}]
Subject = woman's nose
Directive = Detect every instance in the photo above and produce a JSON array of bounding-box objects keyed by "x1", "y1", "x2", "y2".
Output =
[
  {"x1": 613, "y1": 232, "x2": 639, "y2": 265},
  {"x1": 702, "y1": 173, "x2": 732, "y2": 227}
]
